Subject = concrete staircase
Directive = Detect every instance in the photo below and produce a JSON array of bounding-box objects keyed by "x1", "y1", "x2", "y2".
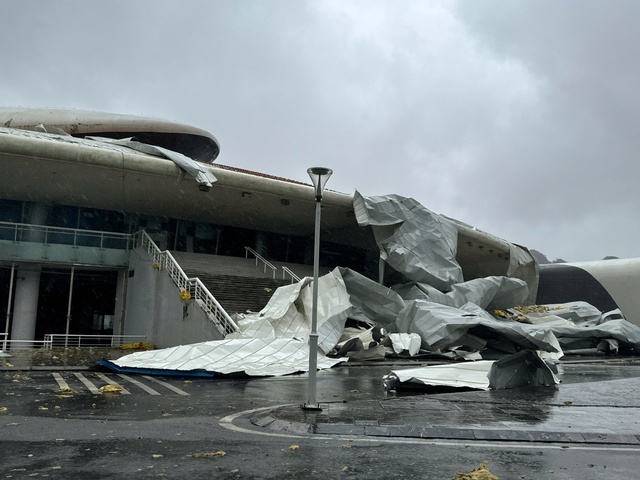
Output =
[{"x1": 170, "y1": 252, "x2": 305, "y2": 315}]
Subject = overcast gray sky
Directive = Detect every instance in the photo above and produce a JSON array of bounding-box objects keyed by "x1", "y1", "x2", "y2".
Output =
[{"x1": 1, "y1": 0, "x2": 638, "y2": 262}]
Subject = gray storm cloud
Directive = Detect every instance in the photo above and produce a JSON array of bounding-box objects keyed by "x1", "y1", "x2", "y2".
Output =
[{"x1": 0, "y1": 0, "x2": 637, "y2": 261}]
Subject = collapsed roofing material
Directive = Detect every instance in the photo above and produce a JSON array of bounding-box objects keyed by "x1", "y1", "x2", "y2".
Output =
[
  {"x1": 353, "y1": 191, "x2": 463, "y2": 290},
  {"x1": 110, "y1": 193, "x2": 640, "y2": 377},
  {"x1": 108, "y1": 338, "x2": 345, "y2": 377},
  {"x1": 383, "y1": 350, "x2": 560, "y2": 391},
  {"x1": 87, "y1": 136, "x2": 218, "y2": 189}
]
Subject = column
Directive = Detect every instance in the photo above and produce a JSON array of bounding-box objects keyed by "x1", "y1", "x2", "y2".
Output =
[{"x1": 10, "y1": 266, "x2": 41, "y2": 348}]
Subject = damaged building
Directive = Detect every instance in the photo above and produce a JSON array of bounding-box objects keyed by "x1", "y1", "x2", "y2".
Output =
[{"x1": 1, "y1": 108, "x2": 639, "y2": 379}]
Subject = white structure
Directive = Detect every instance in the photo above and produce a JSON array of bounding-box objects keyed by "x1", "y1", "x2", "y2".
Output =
[{"x1": 0, "y1": 108, "x2": 538, "y2": 350}]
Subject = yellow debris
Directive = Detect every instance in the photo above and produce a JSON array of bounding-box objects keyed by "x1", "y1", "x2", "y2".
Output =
[
  {"x1": 120, "y1": 341, "x2": 154, "y2": 350},
  {"x1": 192, "y1": 451, "x2": 226, "y2": 458},
  {"x1": 99, "y1": 385, "x2": 123, "y2": 394},
  {"x1": 56, "y1": 387, "x2": 75, "y2": 394},
  {"x1": 0, "y1": 407, "x2": 7, "y2": 412},
  {"x1": 454, "y1": 462, "x2": 499, "y2": 480},
  {"x1": 513, "y1": 305, "x2": 566, "y2": 314},
  {"x1": 289, "y1": 445, "x2": 299, "y2": 451}
]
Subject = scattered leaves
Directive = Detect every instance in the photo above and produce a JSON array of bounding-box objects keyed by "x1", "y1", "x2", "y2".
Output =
[
  {"x1": 100, "y1": 385, "x2": 123, "y2": 394},
  {"x1": 454, "y1": 462, "x2": 499, "y2": 480},
  {"x1": 192, "y1": 451, "x2": 226, "y2": 458}
]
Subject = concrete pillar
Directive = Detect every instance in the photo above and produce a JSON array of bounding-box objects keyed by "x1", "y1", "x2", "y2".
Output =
[
  {"x1": 10, "y1": 266, "x2": 41, "y2": 347},
  {"x1": 112, "y1": 270, "x2": 128, "y2": 336}
]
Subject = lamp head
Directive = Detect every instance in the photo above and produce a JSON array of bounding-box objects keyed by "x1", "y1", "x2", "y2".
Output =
[{"x1": 307, "y1": 167, "x2": 333, "y2": 201}]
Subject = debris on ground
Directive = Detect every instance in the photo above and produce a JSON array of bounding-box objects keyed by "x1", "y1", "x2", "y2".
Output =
[
  {"x1": 191, "y1": 451, "x2": 226, "y2": 458},
  {"x1": 99, "y1": 385, "x2": 123, "y2": 394},
  {"x1": 105, "y1": 194, "x2": 640, "y2": 378},
  {"x1": 454, "y1": 462, "x2": 499, "y2": 480},
  {"x1": 120, "y1": 342, "x2": 154, "y2": 350}
]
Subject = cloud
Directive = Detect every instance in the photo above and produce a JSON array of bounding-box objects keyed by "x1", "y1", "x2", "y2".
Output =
[{"x1": 0, "y1": 0, "x2": 637, "y2": 261}]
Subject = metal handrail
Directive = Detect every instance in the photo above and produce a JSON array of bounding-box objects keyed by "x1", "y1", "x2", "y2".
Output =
[
  {"x1": 0, "y1": 220, "x2": 134, "y2": 249},
  {"x1": 44, "y1": 334, "x2": 148, "y2": 349},
  {"x1": 135, "y1": 231, "x2": 238, "y2": 336},
  {"x1": 1, "y1": 339, "x2": 48, "y2": 350},
  {"x1": 281, "y1": 266, "x2": 301, "y2": 284},
  {"x1": 244, "y1": 246, "x2": 277, "y2": 278}
]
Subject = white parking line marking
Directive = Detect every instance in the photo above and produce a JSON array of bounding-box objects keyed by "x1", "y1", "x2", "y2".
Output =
[
  {"x1": 141, "y1": 375, "x2": 190, "y2": 396},
  {"x1": 117, "y1": 374, "x2": 161, "y2": 395},
  {"x1": 52, "y1": 372, "x2": 70, "y2": 390},
  {"x1": 72, "y1": 372, "x2": 101, "y2": 394},
  {"x1": 95, "y1": 372, "x2": 131, "y2": 394}
]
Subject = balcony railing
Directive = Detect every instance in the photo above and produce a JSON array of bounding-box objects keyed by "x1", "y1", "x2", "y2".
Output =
[
  {"x1": 43, "y1": 334, "x2": 148, "y2": 349},
  {"x1": 0, "y1": 221, "x2": 133, "y2": 250}
]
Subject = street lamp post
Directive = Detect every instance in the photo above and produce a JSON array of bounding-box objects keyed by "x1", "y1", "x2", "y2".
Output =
[{"x1": 302, "y1": 167, "x2": 332, "y2": 411}]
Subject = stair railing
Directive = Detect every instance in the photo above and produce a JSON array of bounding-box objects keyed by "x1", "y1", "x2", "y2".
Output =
[
  {"x1": 281, "y1": 266, "x2": 301, "y2": 284},
  {"x1": 135, "y1": 231, "x2": 239, "y2": 337},
  {"x1": 244, "y1": 247, "x2": 277, "y2": 278}
]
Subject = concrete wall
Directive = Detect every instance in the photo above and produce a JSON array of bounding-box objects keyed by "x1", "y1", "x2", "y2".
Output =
[{"x1": 123, "y1": 248, "x2": 225, "y2": 348}]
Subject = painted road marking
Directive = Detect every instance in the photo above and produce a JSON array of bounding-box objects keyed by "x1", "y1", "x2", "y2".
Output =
[
  {"x1": 50, "y1": 373, "x2": 188, "y2": 395},
  {"x1": 117, "y1": 374, "x2": 161, "y2": 395},
  {"x1": 52, "y1": 372, "x2": 70, "y2": 390},
  {"x1": 141, "y1": 375, "x2": 190, "y2": 396},
  {"x1": 95, "y1": 372, "x2": 131, "y2": 394},
  {"x1": 72, "y1": 372, "x2": 101, "y2": 394}
]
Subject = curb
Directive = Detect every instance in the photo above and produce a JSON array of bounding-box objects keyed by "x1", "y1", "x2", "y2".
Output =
[{"x1": 250, "y1": 412, "x2": 640, "y2": 446}]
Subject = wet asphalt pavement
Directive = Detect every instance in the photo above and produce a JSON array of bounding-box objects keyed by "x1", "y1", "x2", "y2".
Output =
[{"x1": 1, "y1": 350, "x2": 640, "y2": 479}]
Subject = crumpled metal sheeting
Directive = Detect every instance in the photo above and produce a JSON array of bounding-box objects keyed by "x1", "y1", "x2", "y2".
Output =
[
  {"x1": 526, "y1": 319, "x2": 640, "y2": 351},
  {"x1": 383, "y1": 361, "x2": 495, "y2": 391},
  {"x1": 112, "y1": 338, "x2": 346, "y2": 376},
  {"x1": 386, "y1": 333, "x2": 422, "y2": 356},
  {"x1": 87, "y1": 136, "x2": 218, "y2": 188},
  {"x1": 517, "y1": 301, "x2": 603, "y2": 326},
  {"x1": 298, "y1": 269, "x2": 354, "y2": 353},
  {"x1": 353, "y1": 191, "x2": 463, "y2": 290},
  {"x1": 338, "y1": 267, "x2": 405, "y2": 331},
  {"x1": 230, "y1": 268, "x2": 352, "y2": 354},
  {"x1": 393, "y1": 276, "x2": 529, "y2": 311},
  {"x1": 395, "y1": 300, "x2": 560, "y2": 353},
  {"x1": 383, "y1": 350, "x2": 560, "y2": 391},
  {"x1": 488, "y1": 350, "x2": 559, "y2": 389},
  {"x1": 508, "y1": 243, "x2": 539, "y2": 304}
]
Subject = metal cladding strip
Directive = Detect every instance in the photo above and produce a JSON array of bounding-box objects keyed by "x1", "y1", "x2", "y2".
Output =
[{"x1": 537, "y1": 263, "x2": 619, "y2": 314}]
